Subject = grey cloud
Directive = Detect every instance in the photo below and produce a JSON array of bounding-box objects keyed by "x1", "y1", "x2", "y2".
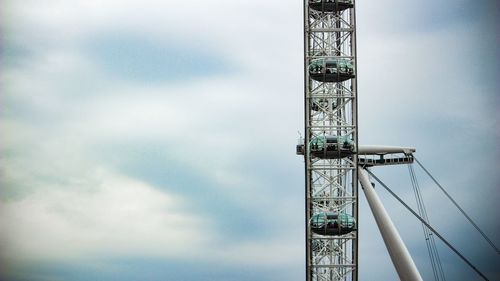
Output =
[{"x1": 1, "y1": 0, "x2": 498, "y2": 280}]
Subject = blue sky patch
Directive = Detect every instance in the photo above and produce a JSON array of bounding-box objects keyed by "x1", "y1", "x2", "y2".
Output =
[
  {"x1": 85, "y1": 33, "x2": 230, "y2": 82},
  {"x1": 2, "y1": 257, "x2": 301, "y2": 281},
  {"x1": 92, "y1": 140, "x2": 271, "y2": 239}
]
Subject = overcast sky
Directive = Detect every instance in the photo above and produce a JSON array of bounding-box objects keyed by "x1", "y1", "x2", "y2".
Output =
[{"x1": 1, "y1": 0, "x2": 499, "y2": 280}]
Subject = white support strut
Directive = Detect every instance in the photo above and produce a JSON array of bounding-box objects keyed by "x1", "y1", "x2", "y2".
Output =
[
  {"x1": 358, "y1": 145, "x2": 416, "y2": 155},
  {"x1": 358, "y1": 167, "x2": 423, "y2": 281}
]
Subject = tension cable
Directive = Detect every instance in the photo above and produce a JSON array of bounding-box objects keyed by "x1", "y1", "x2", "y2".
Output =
[
  {"x1": 366, "y1": 169, "x2": 490, "y2": 281},
  {"x1": 414, "y1": 157, "x2": 500, "y2": 255}
]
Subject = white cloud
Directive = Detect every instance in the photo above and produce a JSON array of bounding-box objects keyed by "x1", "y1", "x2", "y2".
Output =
[
  {"x1": 213, "y1": 238, "x2": 303, "y2": 267},
  {"x1": 1, "y1": 0, "x2": 498, "y2": 280},
  {"x1": 0, "y1": 169, "x2": 213, "y2": 261}
]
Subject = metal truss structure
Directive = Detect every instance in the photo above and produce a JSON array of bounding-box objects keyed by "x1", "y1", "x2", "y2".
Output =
[{"x1": 302, "y1": 1, "x2": 358, "y2": 281}]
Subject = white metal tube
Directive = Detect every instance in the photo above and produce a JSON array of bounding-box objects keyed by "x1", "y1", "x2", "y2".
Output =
[
  {"x1": 358, "y1": 145, "x2": 416, "y2": 155},
  {"x1": 358, "y1": 168, "x2": 423, "y2": 281}
]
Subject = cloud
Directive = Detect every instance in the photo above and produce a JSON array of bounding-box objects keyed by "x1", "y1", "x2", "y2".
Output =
[
  {"x1": 1, "y1": 1, "x2": 304, "y2": 277},
  {"x1": 0, "y1": 170, "x2": 213, "y2": 261},
  {"x1": 1, "y1": 0, "x2": 498, "y2": 280},
  {"x1": 0, "y1": 166, "x2": 302, "y2": 271}
]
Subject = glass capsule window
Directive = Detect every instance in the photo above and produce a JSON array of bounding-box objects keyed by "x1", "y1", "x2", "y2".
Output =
[
  {"x1": 311, "y1": 213, "x2": 327, "y2": 228},
  {"x1": 309, "y1": 0, "x2": 353, "y2": 3},
  {"x1": 310, "y1": 136, "x2": 327, "y2": 151},
  {"x1": 310, "y1": 135, "x2": 355, "y2": 150},
  {"x1": 309, "y1": 58, "x2": 354, "y2": 74}
]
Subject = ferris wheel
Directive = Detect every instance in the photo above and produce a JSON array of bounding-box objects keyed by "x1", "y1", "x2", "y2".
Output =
[{"x1": 297, "y1": 1, "x2": 496, "y2": 281}]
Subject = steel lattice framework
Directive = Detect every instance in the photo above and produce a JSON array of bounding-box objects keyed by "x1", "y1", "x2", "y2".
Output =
[{"x1": 302, "y1": 1, "x2": 358, "y2": 280}]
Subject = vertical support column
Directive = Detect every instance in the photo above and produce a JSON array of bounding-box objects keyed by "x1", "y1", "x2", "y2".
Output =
[
  {"x1": 303, "y1": 1, "x2": 312, "y2": 280},
  {"x1": 350, "y1": 5, "x2": 359, "y2": 281}
]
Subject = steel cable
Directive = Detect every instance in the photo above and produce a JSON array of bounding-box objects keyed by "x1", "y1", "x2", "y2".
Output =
[
  {"x1": 414, "y1": 157, "x2": 500, "y2": 255},
  {"x1": 365, "y1": 169, "x2": 490, "y2": 281},
  {"x1": 408, "y1": 164, "x2": 446, "y2": 281}
]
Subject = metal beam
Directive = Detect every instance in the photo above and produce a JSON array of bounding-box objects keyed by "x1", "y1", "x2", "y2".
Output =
[
  {"x1": 358, "y1": 167, "x2": 423, "y2": 281},
  {"x1": 357, "y1": 145, "x2": 415, "y2": 155}
]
